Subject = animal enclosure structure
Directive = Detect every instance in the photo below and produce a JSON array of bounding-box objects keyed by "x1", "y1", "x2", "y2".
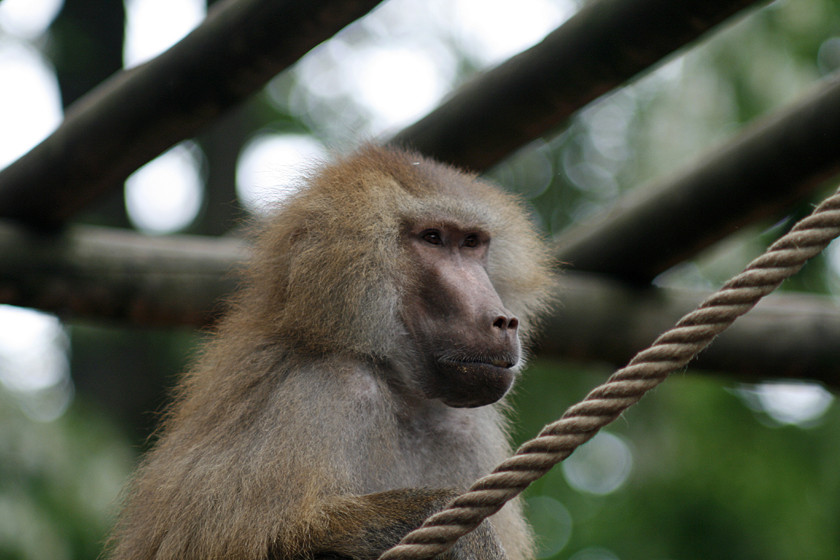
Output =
[{"x1": 1, "y1": 0, "x2": 839, "y2": 558}]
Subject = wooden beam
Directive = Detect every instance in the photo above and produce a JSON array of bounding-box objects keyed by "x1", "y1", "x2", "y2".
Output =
[
  {"x1": 541, "y1": 273, "x2": 840, "y2": 387},
  {"x1": 0, "y1": 0, "x2": 762, "y2": 228},
  {"x1": 555, "y1": 75, "x2": 840, "y2": 283},
  {"x1": 0, "y1": 221, "x2": 836, "y2": 386},
  {"x1": 0, "y1": 222, "x2": 245, "y2": 326},
  {"x1": 0, "y1": 0, "x2": 384, "y2": 228},
  {"x1": 391, "y1": 0, "x2": 764, "y2": 170}
]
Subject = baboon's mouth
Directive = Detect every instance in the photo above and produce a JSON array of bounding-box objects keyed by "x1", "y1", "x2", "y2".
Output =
[
  {"x1": 441, "y1": 356, "x2": 516, "y2": 371},
  {"x1": 489, "y1": 358, "x2": 515, "y2": 368},
  {"x1": 432, "y1": 358, "x2": 517, "y2": 408}
]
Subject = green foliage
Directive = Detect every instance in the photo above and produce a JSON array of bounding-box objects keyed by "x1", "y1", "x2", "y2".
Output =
[
  {"x1": 0, "y1": 393, "x2": 134, "y2": 560},
  {"x1": 513, "y1": 361, "x2": 840, "y2": 560}
]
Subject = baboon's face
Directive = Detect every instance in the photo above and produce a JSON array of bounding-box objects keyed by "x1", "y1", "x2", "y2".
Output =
[{"x1": 401, "y1": 220, "x2": 520, "y2": 408}]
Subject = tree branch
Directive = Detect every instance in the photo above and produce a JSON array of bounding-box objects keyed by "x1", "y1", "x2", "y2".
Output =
[
  {"x1": 391, "y1": 0, "x2": 764, "y2": 170},
  {"x1": 555, "y1": 75, "x2": 840, "y2": 283},
  {"x1": 0, "y1": 0, "x2": 384, "y2": 228}
]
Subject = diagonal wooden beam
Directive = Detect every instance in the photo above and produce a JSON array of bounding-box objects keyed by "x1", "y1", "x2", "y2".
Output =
[
  {"x1": 0, "y1": 0, "x2": 762, "y2": 229},
  {"x1": 391, "y1": 0, "x2": 764, "y2": 170},
  {"x1": 0, "y1": 0, "x2": 384, "y2": 229},
  {"x1": 555, "y1": 75, "x2": 840, "y2": 283}
]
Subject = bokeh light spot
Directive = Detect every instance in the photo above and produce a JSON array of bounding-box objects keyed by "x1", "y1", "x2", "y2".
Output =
[
  {"x1": 0, "y1": 0, "x2": 62, "y2": 39},
  {"x1": 125, "y1": 142, "x2": 205, "y2": 234},
  {"x1": 527, "y1": 496, "x2": 572, "y2": 558},
  {"x1": 0, "y1": 41, "x2": 62, "y2": 168},
  {"x1": 124, "y1": 0, "x2": 205, "y2": 67},
  {"x1": 737, "y1": 381, "x2": 834, "y2": 427},
  {"x1": 0, "y1": 305, "x2": 72, "y2": 422},
  {"x1": 562, "y1": 431, "x2": 633, "y2": 496},
  {"x1": 236, "y1": 134, "x2": 327, "y2": 214}
]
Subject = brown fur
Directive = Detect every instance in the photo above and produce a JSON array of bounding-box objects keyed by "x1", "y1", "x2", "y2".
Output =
[{"x1": 107, "y1": 146, "x2": 556, "y2": 560}]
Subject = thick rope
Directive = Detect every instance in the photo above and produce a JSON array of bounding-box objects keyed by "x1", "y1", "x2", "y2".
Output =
[{"x1": 379, "y1": 186, "x2": 840, "y2": 560}]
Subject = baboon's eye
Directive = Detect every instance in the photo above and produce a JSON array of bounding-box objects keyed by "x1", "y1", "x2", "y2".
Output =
[
  {"x1": 463, "y1": 234, "x2": 480, "y2": 248},
  {"x1": 421, "y1": 230, "x2": 443, "y2": 245}
]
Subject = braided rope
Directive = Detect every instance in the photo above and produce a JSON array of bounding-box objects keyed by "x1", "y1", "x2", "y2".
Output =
[{"x1": 379, "y1": 187, "x2": 840, "y2": 560}]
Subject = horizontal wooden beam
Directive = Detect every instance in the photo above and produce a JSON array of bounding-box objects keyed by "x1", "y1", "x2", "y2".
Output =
[
  {"x1": 0, "y1": 221, "x2": 835, "y2": 386},
  {"x1": 0, "y1": 222, "x2": 245, "y2": 326},
  {"x1": 542, "y1": 273, "x2": 840, "y2": 387}
]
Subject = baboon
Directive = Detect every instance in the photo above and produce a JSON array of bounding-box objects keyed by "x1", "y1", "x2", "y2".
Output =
[{"x1": 107, "y1": 145, "x2": 556, "y2": 560}]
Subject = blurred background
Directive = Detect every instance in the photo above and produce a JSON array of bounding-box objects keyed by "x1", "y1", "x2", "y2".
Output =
[{"x1": 1, "y1": 0, "x2": 840, "y2": 558}]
